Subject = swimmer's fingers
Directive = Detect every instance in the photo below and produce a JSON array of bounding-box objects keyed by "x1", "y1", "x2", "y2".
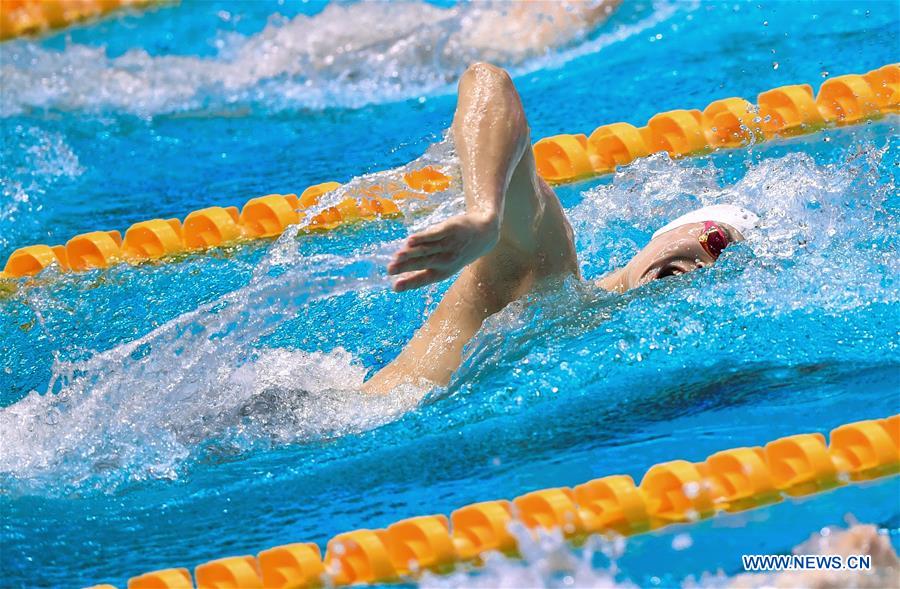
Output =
[
  {"x1": 393, "y1": 268, "x2": 451, "y2": 292},
  {"x1": 390, "y1": 213, "x2": 497, "y2": 284},
  {"x1": 391, "y1": 242, "x2": 446, "y2": 263},
  {"x1": 389, "y1": 218, "x2": 464, "y2": 275},
  {"x1": 388, "y1": 252, "x2": 453, "y2": 275},
  {"x1": 388, "y1": 242, "x2": 456, "y2": 276}
]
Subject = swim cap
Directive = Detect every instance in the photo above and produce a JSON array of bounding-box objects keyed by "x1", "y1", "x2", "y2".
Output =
[{"x1": 652, "y1": 204, "x2": 759, "y2": 239}]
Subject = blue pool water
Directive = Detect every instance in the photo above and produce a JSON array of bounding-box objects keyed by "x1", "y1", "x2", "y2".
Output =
[{"x1": 1, "y1": 1, "x2": 898, "y2": 587}]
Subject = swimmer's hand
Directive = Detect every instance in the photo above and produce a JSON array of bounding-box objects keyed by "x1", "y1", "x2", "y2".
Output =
[{"x1": 388, "y1": 212, "x2": 500, "y2": 292}]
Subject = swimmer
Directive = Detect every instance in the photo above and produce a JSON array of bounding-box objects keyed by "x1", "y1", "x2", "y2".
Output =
[
  {"x1": 451, "y1": 0, "x2": 622, "y2": 65},
  {"x1": 363, "y1": 63, "x2": 758, "y2": 394}
]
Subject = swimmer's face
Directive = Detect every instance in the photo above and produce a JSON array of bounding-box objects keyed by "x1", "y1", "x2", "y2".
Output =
[{"x1": 621, "y1": 222, "x2": 743, "y2": 290}]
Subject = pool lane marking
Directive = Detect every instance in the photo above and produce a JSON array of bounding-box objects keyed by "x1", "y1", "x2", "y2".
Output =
[{"x1": 86, "y1": 414, "x2": 899, "y2": 588}]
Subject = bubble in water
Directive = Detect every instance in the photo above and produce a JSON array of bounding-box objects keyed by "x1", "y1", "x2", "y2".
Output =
[{"x1": 672, "y1": 533, "x2": 693, "y2": 550}]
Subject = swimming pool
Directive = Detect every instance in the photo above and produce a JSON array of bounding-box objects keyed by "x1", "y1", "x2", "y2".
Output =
[{"x1": 1, "y1": 1, "x2": 898, "y2": 587}]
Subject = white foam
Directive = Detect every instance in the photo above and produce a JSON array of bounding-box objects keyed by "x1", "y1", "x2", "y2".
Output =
[
  {"x1": 421, "y1": 522, "x2": 637, "y2": 589},
  {"x1": 0, "y1": 0, "x2": 682, "y2": 116},
  {"x1": 0, "y1": 134, "x2": 464, "y2": 494},
  {"x1": 0, "y1": 127, "x2": 84, "y2": 251}
]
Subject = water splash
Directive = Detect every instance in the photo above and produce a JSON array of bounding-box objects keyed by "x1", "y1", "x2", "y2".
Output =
[
  {"x1": 419, "y1": 522, "x2": 899, "y2": 588},
  {"x1": 421, "y1": 523, "x2": 636, "y2": 589},
  {"x1": 0, "y1": 135, "x2": 463, "y2": 494},
  {"x1": 0, "y1": 0, "x2": 681, "y2": 116},
  {"x1": 449, "y1": 137, "x2": 897, "y2": 404},
  {"x1": 568, "y1": 144, "x2": 896, "y2": 285},
  {"x1": 0, "y1": 241, "x2": 420, "y2": 491},
  {"x1": 0, "y1": 130, "x2": 896, "y2": 495},
  {"x1": 0, "y1": 127, "x2": 84, "y2": 251}
]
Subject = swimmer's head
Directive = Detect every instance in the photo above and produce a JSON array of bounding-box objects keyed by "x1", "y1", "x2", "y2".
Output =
[{"x1": 618, "y1": 205, "x2": 758, "y2": 290}]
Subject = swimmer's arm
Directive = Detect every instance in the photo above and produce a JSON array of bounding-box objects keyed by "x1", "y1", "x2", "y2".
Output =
[
  {"x1": 457, "y1": 1, "x2": 621, "y2": 59},
  {"x1": 595, "y1": 268, "x2": 626, "y2": 293},
  {"x1": 364, "y1": 64, "x2": 539, "y2": 393},
  {"x1": 387, "y1": 62, "x2": 532, "y2": 291}
]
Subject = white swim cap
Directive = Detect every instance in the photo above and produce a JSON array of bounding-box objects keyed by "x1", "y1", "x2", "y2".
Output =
[{"x1": 652, "y1": 204, "x2": 759, "y2": 239}]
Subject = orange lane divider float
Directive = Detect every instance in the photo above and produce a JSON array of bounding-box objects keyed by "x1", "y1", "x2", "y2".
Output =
[
  {"x1": 83, "y1": 414, "x2": 899, "y2": 589},
  {"x1": 0, "y1": 0, "x2": 164, "y2": 41},
  {"x1": 5, "y1": 64, "x2": 898, "y2": 281},
  {"x1": 0, "y1": 179, "x2": 414, "y2": 279},
  {"x1": 532, "y1": 63, "x2": 897, "y2": 182}
]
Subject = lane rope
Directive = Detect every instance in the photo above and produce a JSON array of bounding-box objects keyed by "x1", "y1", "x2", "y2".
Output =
[
  {"x1": 0, "y1": 0, "x2": 164, "y2": 41},
  {"x1": 2, "y1": 63, "x2": 897, "y2": 281},
  {"x1": 84, "y1": 414, "x2": 899, "y2": 589}
]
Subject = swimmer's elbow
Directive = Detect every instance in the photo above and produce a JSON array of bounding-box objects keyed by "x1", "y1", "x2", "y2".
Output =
[
  {"x1": 460, "y1": 62, "x2": 519, "y2": 106},
  {"x1": 463, "y1": 62, "x2": 513, "y2": 85},
  {"x1": 458, "y1": 61, "x2": 528, "y2": 141}
]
